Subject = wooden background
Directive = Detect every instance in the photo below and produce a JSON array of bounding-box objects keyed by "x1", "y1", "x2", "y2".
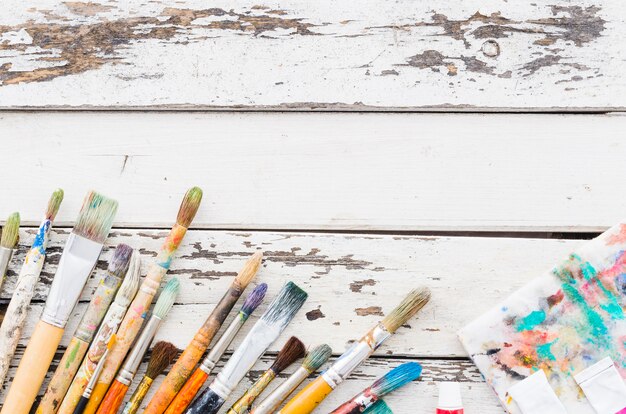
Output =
[{"x1": 1, "y1": 0, "x2": 625, "y2": 412}]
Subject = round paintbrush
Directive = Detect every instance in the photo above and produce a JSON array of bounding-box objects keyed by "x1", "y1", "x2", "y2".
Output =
[
  {"x1": 330, "y1": 362, "x2": 422, "y2": 413},
  {"x1": 228, "y1": 336, "x2": 306, "y2": 414},
  {"x1": 251, "y1": 344, "x2": 332, "y2": 414},
  {"x1": 363, "y1": 399, "x2": 393, "y2": 414},
  {"x1": 122, "y1": 341, "x2": 179, "y2": 414},
  {"x1": 0, "y1": 211, "x2": 20, "y2": 292}
]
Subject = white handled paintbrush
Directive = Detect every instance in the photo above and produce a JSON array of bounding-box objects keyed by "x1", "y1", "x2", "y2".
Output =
[
  {"x1": 1, "y1": 191, "x2": 118, "y2": 414},
  {"x1": 0, "y1": 211, "x2": 20, "y2": 291}
]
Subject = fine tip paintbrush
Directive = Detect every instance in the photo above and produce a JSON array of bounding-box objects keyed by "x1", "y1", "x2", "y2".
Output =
[
  {"x1": 2, "y1": 191, "x2": 118, "y2": 414},
  {"x1": 163, "y1": 283, "x2": 268, "y2": 414},
  {"x1": 96, "y1": 277, "x2": 180, "y2": 414},
  {"x1": 279, "y1": 287, "x2": 431, "y2": 414},
  {"x1": 146, "y1": 251, "x2": 263, "y2": 414},
  {"x1": 228, "y1": 336, "x2": 306, "y2": 414},
  {"x1": 0, "y1": 190, "x2": 63, "y2": 388},
  {"x1": 58, "y1": 252, "x2": 141, "y2": 414},
  {"x1": 122, "y1": 341, "x2": 179, "y2": 414},
  {"x1": 364, "y1": 399, "x2": 393, "y2": 414},
  {"x1": 330, "y1": 362, "x2": 423, "y2": 414},
  {"x1": 73, "y1": 335, "x2": 117, "y2": 414},
  {"x1": 185, "y1": 281, "x2": 308, "y2": 414},
  {"x1": 39, "y1": 243, "x2": 134, "y2": 414},
  {"x1": 0, "y1": 211, "x2": 20, "y2": 290},
  {"x1": 251, "y1": 344, "x2": 333, "y2": 414},
  {"x1": 86, "y1": 187, "x2": 201, "y2": 414}
]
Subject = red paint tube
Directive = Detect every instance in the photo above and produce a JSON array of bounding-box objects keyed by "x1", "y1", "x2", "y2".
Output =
[{"x1": 436, "y1": 382, "x2": 464, "y2": 414}]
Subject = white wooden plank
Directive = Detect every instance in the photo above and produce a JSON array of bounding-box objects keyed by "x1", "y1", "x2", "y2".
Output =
[
  {"x1": 0, "y1": 0, "x2": 623, "y2": 110},
  {"x1": 2, "y1": 112, "x2": 626, "y2": 231},
  {"x1": 1, "y1": 228, "x2": 580, "y2": 357}
]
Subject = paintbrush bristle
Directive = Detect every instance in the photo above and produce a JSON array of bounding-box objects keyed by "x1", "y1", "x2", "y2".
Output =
[
  {"x1": 146, "y1": 341, "x2": 179, "y2": 379},
  {"x1": 363, "y1": 399, "x2": 393, "y2": 414},
  {"x1": 271, "y1": 336, "x2": 306, "y2": 374},
  {"x1": 108, "y1": 243, "x2": 133, "y2": 278},
  {"x1": 241, "y1": 283, "x2": 267, "y2": 317},
  {"x1": 115, "y1": 252, "x2": 141, "y2": 306},
  {"x1": 73, "y1": 191, "x2": 118, "y2": 243},
  {"x1": 302, "y1": 344, "x2": 332, "y2": 372},
  {"x1": 176, "y1": 187, "x2": 203, "y2": 228},
  {"x1": 0, "y1": 212, "x2": 19, "y2": 249},
  {"x1": 369, "y1": 362, "x2": 422, "y2": 397},
  {"x1": 261, "y1": 281, "x2": 308, "y2": 327},
  {"x1": 153, "y1": 277, "x2": 180, "y2": 319},
  {"x1": 234, "y1": 251, "x2": 263, "y2": 288},
  {"x1": 46, "y1": 189, "x2": 64, "y2": 221},
  {"x1": 381, "y1": 287, "x2": 431, "y2": 333}
]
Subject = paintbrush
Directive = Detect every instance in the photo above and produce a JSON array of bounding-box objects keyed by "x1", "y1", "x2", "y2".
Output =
[
  {"x1": 146, "y1": 251, "x2": 263, "y2": 414},
  {"x1": 0, "y1": 190, "x2": 62, "y2": 388},
  {"x1": 364, "y1": 399, "x2": 393, "y2": 414},
  {"x1": 58, "y1": 252, "x2": 141, "y2": 414},
  {"x1": 251, "y1": 344, "x2": 332, "y2": 414},
  {"x1": 84, "y1": 187, "x2": 202, "y2": 414},
  {"x1": 38, "y1": 243, "x2": 134, "y2": 413},
  {"x1": 0, "y1": 211, "x2": 20, "y2": 291},
  {"x1": 279, "y1": 287, "x2": 431, "y2": 414},
  {"x1": 122, "y1": 341, "x2": 179, "y2": 414},
  {"x1": 1, "y1": 191, "x2": 118, "y2": 414},
  {"x1": 185, "y1": 281, "x2": 308, "y2": 414},
  {"x1": 228, "y1": 336, "x2": 306, "y2": 414},
  {"x1": 330, "y1": 362, "x2": 422, "y2": 414},
  {"x1": 96, "y1": 277, "x2": 180, "y2": 414},
  {"x1": 73, "y1": 335, "x2": 117, "y2": 414},
  {"x1": 163, "y1": 283, "x2": 267, "y2": 414}
]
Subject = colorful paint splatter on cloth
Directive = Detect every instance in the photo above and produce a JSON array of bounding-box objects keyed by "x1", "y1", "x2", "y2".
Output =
[{"x1": 459, "y1": 223, "x2": 626, "y2": 413}]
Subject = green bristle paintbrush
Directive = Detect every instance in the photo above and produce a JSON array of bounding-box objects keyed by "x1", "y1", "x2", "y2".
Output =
[
  {"x1": 364, "y1": 400, "x2": 393, "y2": 414},
  {"x1": 0, "y1": 211, "x2": 20, "y2": 291}
]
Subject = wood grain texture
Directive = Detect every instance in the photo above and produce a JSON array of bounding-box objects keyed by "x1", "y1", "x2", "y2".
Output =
[
  {"x1": 0, "y1": 0, "x2": 623, "y2": 110},
  {"x1": 2, "y1": 112, "x2": 626, "y2": 232}
]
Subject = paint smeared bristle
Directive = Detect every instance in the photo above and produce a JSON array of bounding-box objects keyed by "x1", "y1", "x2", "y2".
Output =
[
  {"x1": 363, "y1": 399, "x2": 392, "y2": 414},
  {"x1": 234, "y1": 251, "x2": 263, "y2": 288},
  {"x1": 176, "y1": 187, "x2": 203, "y2": 228},
  {"x1": 370, "y1": 362, "x2": 422, "y2": 397},
  {"x1": 270, "y1": 336, "x2": 306, "y2": 374},
  {"x1": 261, "y1": 281, "x2": 308, "y2": 326},
  {"x1": 381, "y1": 287, "x2": 431, "y2": 333},
  {"x1": 115, "y1": 252, "x2": 141, "y2": 306},
  {"x1": 108, "y1": 243, "x2": 133, "y2": 278},
  {"x1": 45, "y1": 189, "x2": 64, "y2": 221},
  {"x1": 241, "y1": 283, "x2": 268, "y2": 316},
  {"x1": 153, "y1": 278, "x2": 180, "y2": 319},
  {"x1": 73, "y1": 191, "x2": 118, "y2": 243},
  {"x1": 0, "y1": 212, "x2": 19, "y2": 249},
  {"x1": 146, "y1": 341, "x2": 179, "y2": 380},
  {"x1": 302, "y1": 344, "x2": 332, "y2": 372}
]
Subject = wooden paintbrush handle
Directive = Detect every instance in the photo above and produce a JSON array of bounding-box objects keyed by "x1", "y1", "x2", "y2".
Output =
[
  {"x1": 82, "y1": 382, "x2": 110, "y2": 414},
  {"x1": 122, "y1": 376, "x2": 153, "y2": 414},
  {"x1": 163, "y1": 368, "x2": 209, "y2": 414},
  {"x1": 279, "y1": 376, "x2": 334, "y2": 414},
  {"x1": 1, "y1": 321, "x2": 64, "y2": 414},
  {"x1": 72, "y1": 397, "x2": 89, "y2": 414},
  {"x1": 95, "y1": 380, "x2": 129, "y2": 414},
  {"x1": 228, "y1": 370, "x2": 276, "y2": 414}
]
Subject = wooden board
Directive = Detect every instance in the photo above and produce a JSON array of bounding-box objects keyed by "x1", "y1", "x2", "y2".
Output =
[
  {"x1": 0, "y1": 0, "x2": 624, "y2": 110},
  {"x1": 3, "y1": 111, "x2": 626, "y2": 232}
]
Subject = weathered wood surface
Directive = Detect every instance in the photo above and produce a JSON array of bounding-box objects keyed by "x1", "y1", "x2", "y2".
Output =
[
  {"x1": 3, "y1": 111, "x2": 626, "y2": 232},
  {"x1": 0, "y1": 0, "x2": 623, "y2": 110}
]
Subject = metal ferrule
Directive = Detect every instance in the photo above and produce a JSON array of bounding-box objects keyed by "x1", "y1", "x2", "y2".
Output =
[
  {"x1": 85, "y1": 348, "x2": 110, "y2": 395},
  {"x1": 118, "y1": 315, "x2": 163, "y2": 385},
  {"x1": 42, "y1": 233, "x2": 104, "y2": 327},
  {"x1": 252, "y1": 366, "x2": 309, "y2": 414},
  {"x1": 0, "y1": 247, "x2": 13, "y2": 278},
  {"x1": 200, "y1": 312, "x2": 246, "y2": 374}
]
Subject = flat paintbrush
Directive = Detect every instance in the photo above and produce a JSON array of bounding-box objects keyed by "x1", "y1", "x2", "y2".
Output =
[
  {"x1": 228, "y1": 336, "x2": 306, "y2": 414},
  {"x1": 85, "y1": 187, "x2": 202, "y2": 414},
  {"x1": 38, "y1": 243, "x2": 134, "y2": 413},
  {"x1": 96, "y1": 277, "x2": 180, "y2": 414},
  {"x1": 0, "y1": 190, "x2": 62, "y2": 388},
  {"x1": 73, "y1": 335, "x2": 117, "y2": 414},
  {"x1": 1, "y1": 191, "x2": 118, "y2": 414},
  {"x1": 163, "y1": 283, "x2": 267, "y2": 414},
  {"x1": 364, "y1": 399, "x2": 393, "y2": 414},
  {"x1": 279, "y1": 287, "x2": 431, "y2": 414},
  {"x1": 122, "y1": 341, "x2": 179, "y2": 414},
  {"x1": 58, "y1": 253, "x2": 141, "y2": 414},
  {"x1": 330, "y1": 362, "x2": 422, "y2": 414},
  {"x1": 0, "y1": 211, "x2": 20, "y2": 291},
  {"x1": 146, "y1": 251, "x2": 263, "y2": 414},
  {"x1": 251, "y1": 344, "x2": 332, "y2": 414},
  {"x1": 185, "y1": 281, "x2": 308, "y2": 414}
]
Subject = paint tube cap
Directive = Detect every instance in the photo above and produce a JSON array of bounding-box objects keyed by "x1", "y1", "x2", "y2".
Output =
[{"x1": 438, "y1": 382, "x2": 463, "y2": 409}]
